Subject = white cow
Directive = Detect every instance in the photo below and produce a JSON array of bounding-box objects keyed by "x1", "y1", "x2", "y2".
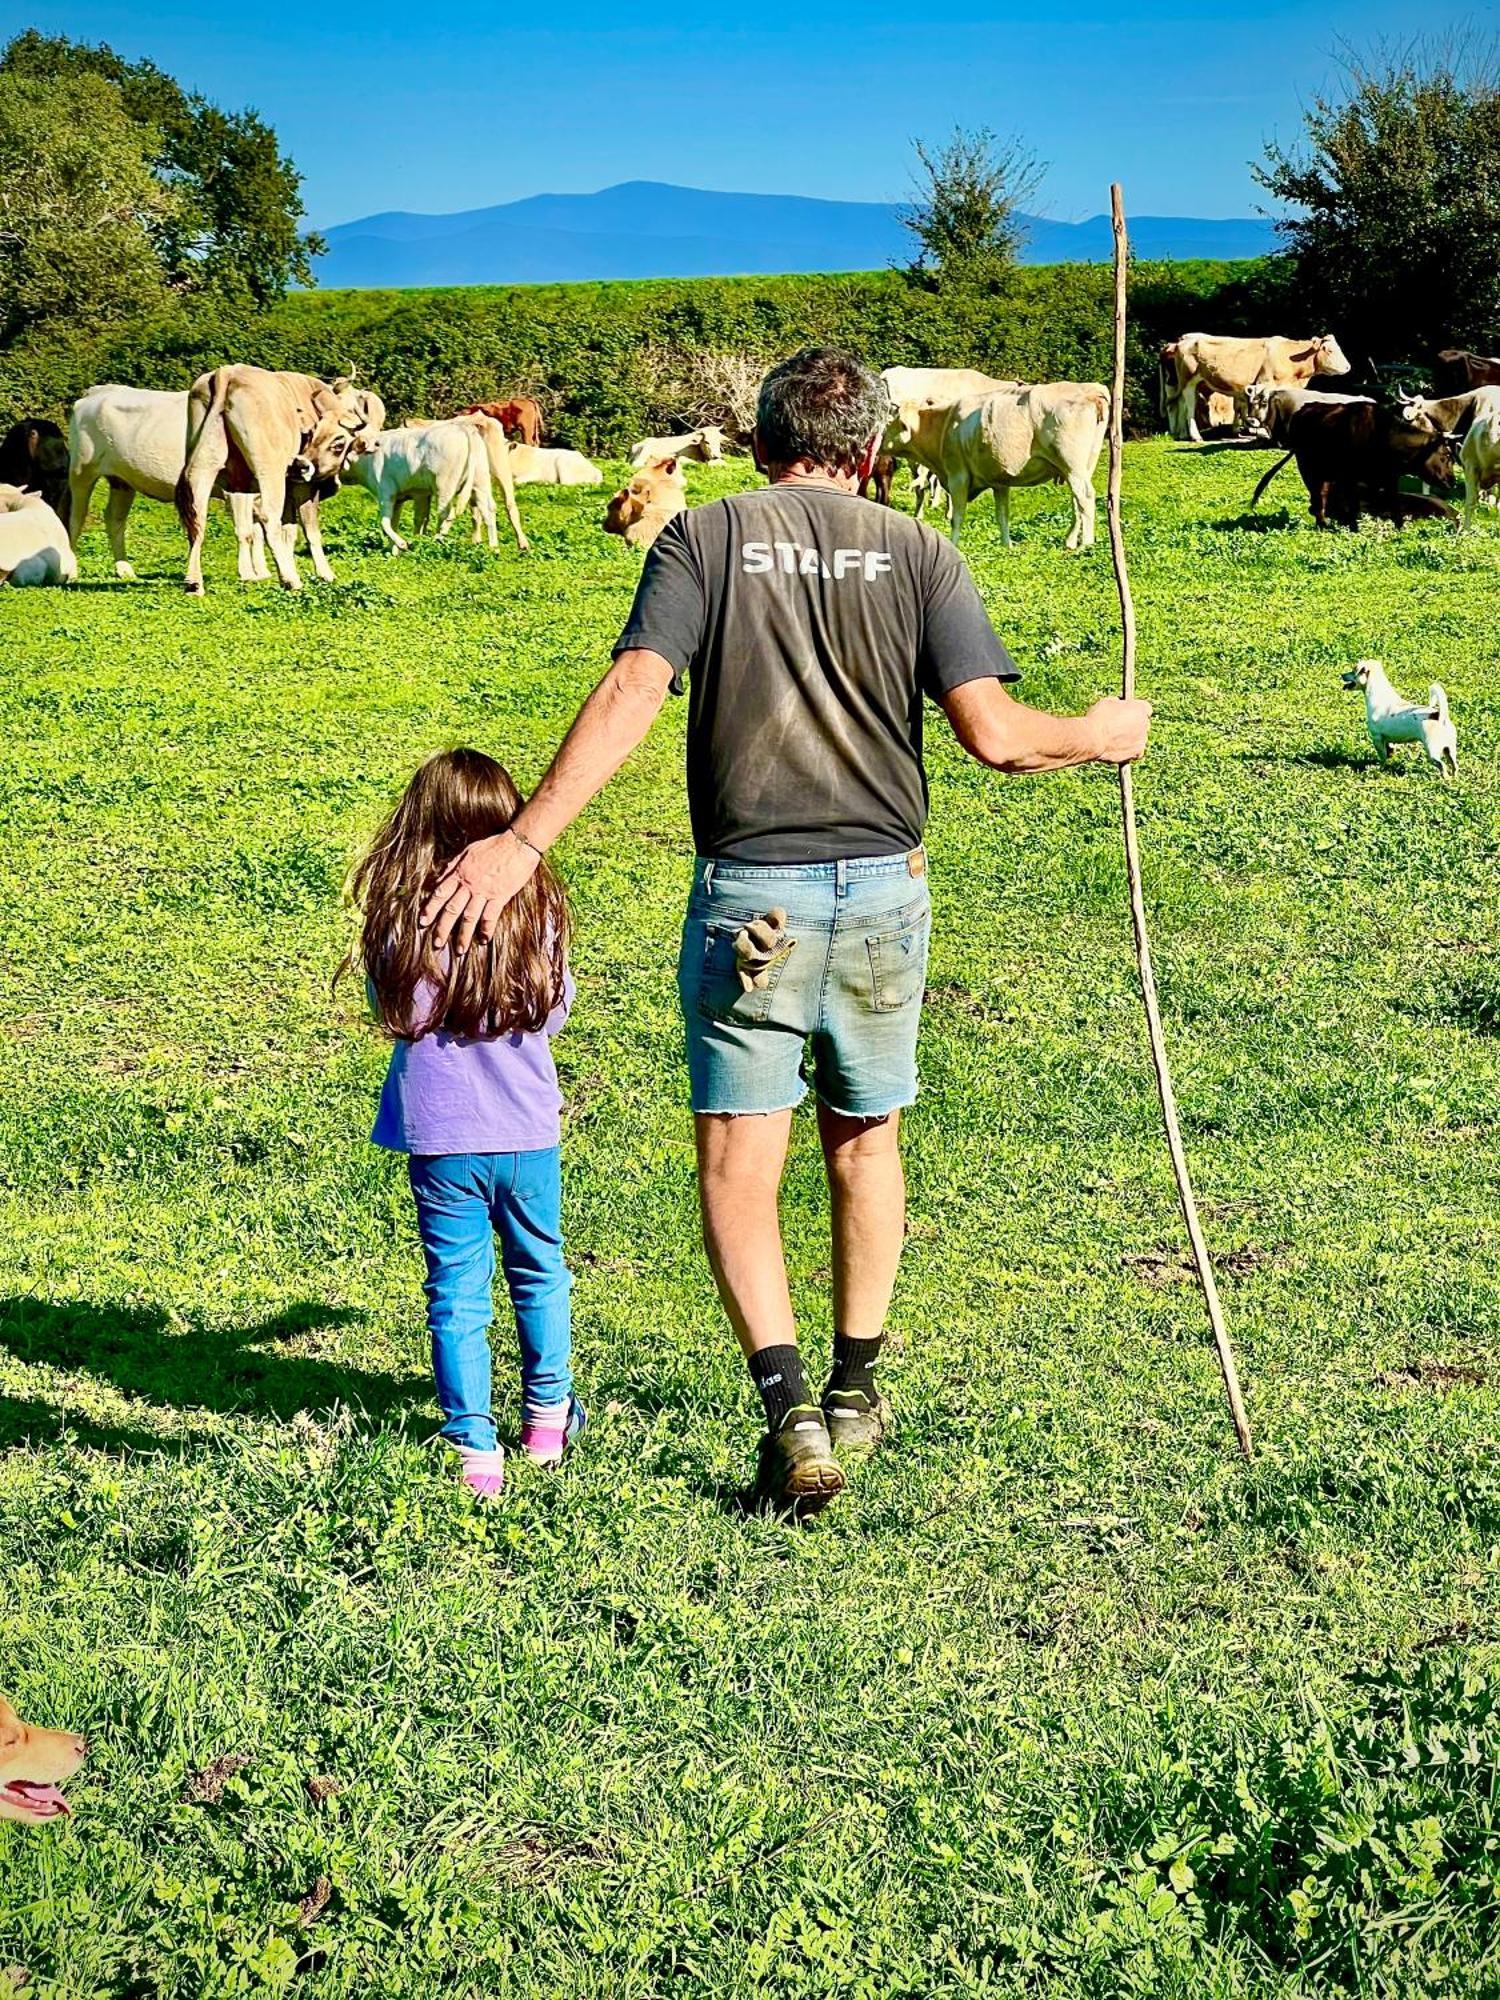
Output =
[
  {"x1": 629, "y1": 426, "x2": 725, "y2": 468},
  {"x1": 928, "y1": 383, "x2": 1110, "y2": 549},
  {"x1": 507, "y1": 445, "x2": 603, "y2": 486},
  {"x1": 1164, "y1": 333, "x2": 1352, "y2": 442},
  {"x1": 0, "y1": 485, "x2": 76, "y2": 585},
  {"x1": 1459, "y1": 387, "x2": 1500, "y2": 527},
  {"x1": 344, "y1": 421, "x2": 528, "y2": 553}
]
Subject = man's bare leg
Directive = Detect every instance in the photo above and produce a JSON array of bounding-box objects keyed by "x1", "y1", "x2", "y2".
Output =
[
  {"x1": 694, "y1": 1110, "x2": 797, "y2": 1355},
  {"x1": 818, "y1": 1104, "x2": 904, "y2": 1449},
  {"x1": 819, "y1": 1105, "x2": 905, "y2": 1337},
  {"x1": 694, "y1": 1109, "x2": 844, "y2": 1509}
]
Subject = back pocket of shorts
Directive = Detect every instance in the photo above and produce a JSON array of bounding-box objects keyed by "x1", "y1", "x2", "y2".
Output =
[
  {"x1": 866, "y1": 911, "x2": 929, "y2": 1012},
  {"x1": 697, "y1": 921, "x2": 793, "y2": 1025}
]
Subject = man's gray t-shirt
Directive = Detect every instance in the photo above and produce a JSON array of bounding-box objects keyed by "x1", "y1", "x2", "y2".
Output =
[{"x1": 613, "y1": 484, "x2": 1019, "y2": 863}]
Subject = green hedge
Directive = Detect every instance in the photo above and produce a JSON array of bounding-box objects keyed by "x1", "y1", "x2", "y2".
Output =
[{"x1": 6, "y1": 257, "x2": 1298, "y2": 450}]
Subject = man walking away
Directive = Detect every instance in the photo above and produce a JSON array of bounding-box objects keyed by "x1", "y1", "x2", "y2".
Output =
[{"x1": 424, "y1": 347, "x2": 1151, "y2": 1515}]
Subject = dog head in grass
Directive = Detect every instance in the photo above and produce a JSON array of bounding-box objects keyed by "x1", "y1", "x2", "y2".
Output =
[{"x1": 0, "y1": 1697, "x2": 86, "y2": 1824}]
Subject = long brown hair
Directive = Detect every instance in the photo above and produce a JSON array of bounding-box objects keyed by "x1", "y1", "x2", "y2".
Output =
[{"x1": 341, "y1": 749, "x2": 569, "y2": 1040}]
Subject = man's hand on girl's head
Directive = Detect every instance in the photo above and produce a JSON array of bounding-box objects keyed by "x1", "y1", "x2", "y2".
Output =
[{"x1": 423, "y1": 828, "x2": 540, "y2": 953}]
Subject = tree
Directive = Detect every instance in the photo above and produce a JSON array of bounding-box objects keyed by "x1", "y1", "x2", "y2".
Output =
[
  {"x1": 1256, "y1": 37, "x2": 1500, "y2": 362},
  {"x1": 0, "y1": 30, "x2": 323, "y2": 305},
  {"x1": 0, "y1": 70, "x2": 175, "y2": 358},
  {"x1": 899, "y1": 126, "x2": 1044, "y2": 295}
]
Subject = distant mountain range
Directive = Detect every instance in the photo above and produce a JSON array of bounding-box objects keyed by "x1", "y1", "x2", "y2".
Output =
[{"x1": 312, "y1": 180, "x2": 1277, "y2": 289}]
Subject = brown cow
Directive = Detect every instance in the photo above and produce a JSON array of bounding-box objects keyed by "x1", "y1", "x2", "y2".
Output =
[
  {"x1": 1432, "y1": 349, "x2": 1500, "y2": 396},
  {"x1": 462, "y1": 397, "x2": 543, "y2": 448}
]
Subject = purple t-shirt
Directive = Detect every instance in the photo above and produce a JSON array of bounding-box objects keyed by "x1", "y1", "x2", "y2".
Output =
[{"x1": 371, "y1": 968, "x2": 573, "y2": 1156}]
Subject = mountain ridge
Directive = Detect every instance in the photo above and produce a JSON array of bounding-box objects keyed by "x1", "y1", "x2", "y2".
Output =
[{"x1": 313, "y1": 179, "x2": 1277, "y2": 288}]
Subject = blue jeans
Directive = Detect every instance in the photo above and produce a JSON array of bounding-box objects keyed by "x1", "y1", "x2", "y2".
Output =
[
  {"x1": 676, "y1": 852, "x2": 932, "y2": 1117},
  {"x1": 407, "y1": 1149, "x2": 573, "y2": 1451}
]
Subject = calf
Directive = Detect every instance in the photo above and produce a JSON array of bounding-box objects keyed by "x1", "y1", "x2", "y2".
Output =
[
  {"x1": 929, "y1": 382, "x2": 1109, "y2": 549},
  {"x1": 0, "y1": 419, "x2": 68, "y2": 513},
  {"x1": 344, "y1": 421, "x2": 514, "y2": 551},
  {"x1": 629, "y1": 426, "x2": 725, "y2": 469},
  {"x1": 0, "y1": 485, "x2": 76, "y2": 586},
  {"x1": 603, "y1": 459, "x2": 685, "y2": 548},
  {"x1": 1253, "y1": 400, "x2": 1457, "y2": 528}
]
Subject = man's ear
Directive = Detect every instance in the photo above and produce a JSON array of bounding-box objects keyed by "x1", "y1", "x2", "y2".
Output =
[
  {"x1": 750, "y1": 427, "x2": 769, "y2": 477},
  {"x1": 855, "y1": 432, "x2": 881, "y2": 487}
]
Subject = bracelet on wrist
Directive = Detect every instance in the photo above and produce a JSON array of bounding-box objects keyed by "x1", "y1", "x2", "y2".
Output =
[{"x1": 508, "y1": 824, "x2": 545, "y2": 860}]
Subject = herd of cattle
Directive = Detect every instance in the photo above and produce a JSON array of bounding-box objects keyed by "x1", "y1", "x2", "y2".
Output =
[{"x1": 5, "y1": 332, "x2": 1500, "y2": 587}]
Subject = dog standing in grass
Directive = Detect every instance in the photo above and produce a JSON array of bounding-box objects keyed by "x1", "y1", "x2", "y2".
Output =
[{"x1": 1343, "y1": 660, "x2": 1458, "y2": 777}]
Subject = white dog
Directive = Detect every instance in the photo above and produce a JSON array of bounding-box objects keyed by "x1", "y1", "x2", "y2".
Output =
[{"x1": 1342, "y1": 659, "x2": 1457, "y2": 777}]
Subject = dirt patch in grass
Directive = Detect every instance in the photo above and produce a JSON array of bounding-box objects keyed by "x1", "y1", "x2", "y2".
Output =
[
  {"x1": 1123, "y1": 1243, "x2": 1285, "y2": 1287},
  {"x1": 1377, "y1": 1358, "x2": 1488, "y2": 1393}
]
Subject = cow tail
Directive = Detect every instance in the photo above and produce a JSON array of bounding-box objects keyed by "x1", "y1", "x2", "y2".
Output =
[
  {"x1": 176, "y1": 369, "x2": 229, "y2": 540},
  {"x1": 1251, "y1": 450, "x2": 1292, "y2": 509}
]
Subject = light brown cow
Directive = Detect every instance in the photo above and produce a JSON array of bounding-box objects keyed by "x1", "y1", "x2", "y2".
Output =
[
  {"x1": 463, "y1": 397, "x2": 544, "y2": 448},
  {"x1": 1164, "y1": 332, "x2": 1351, "y2": 442},
  {"x1": 177, "y1": 368, "x2": 384, "y2": 592},
  {"x1": 603, "y1": 459, "x2": 685, "y2": 548},
  {"x1": 919, "y1": 383, "x2": 1110, "y2": 549},
  {"x1": 878, "y1": 367, "x2": 1020, "y2": 507}
]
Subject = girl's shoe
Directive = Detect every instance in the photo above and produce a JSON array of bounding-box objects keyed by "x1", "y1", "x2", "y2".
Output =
[
  {"x1": 520, "y1": 1396, "x2": 587, "y2": 1468},
  {"x1": 455, "y1": 1444, "x2": 505, "y2": 1497}
]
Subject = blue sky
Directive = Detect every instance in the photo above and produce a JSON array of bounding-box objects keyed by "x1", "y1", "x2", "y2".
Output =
[{"x1": 3, "y1": 0, "x2": 1483, "y2": 226}]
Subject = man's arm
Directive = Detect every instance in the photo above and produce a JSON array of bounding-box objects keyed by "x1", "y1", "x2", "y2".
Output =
[
  {"x1": 424, "y1": 648, "x2": 676, "y2": 951},
  {"x1": 940, "y1": 677, "x2": 1151, "y2": 772}
]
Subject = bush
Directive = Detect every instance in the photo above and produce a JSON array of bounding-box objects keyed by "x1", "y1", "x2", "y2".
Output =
[{"x1": 1, "y1": 258, "x2": 1298, "y2": 448}]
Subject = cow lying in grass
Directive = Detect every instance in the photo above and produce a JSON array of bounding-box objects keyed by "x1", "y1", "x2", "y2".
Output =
[
  {"x1": 629, "y1": 426, "x2": 725, "y2": 469},
  {"x1": 604, "y1": 458, "x2": 684, "y2": 548},
  {"x1": 0, "y1": 484, "x2": 76, "y2": 586}
]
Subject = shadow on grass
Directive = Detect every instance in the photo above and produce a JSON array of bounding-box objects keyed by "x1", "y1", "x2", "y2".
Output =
[
  {"x1": 1170, "y1": 438, "x2": 1275, "y2": 455},
  {"x1": 1212, "y1": 510, "x2": 1297, "y2": 534},
  {"x1": 0, "y1": 1295, "x2": 427, "y2": 1430},
  {"x1": 1244, "y1": 743, "x2": 1376, "y2": 772}
]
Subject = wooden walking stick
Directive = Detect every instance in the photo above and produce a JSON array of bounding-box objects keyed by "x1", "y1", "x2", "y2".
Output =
[{"x1": 1105, "y1": 182, "x2": 1254, "y2": 1460}]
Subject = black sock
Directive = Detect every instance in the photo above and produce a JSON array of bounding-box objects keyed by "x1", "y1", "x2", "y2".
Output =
[
  {"x1": 826, "y1": 1332, "x2": 884, "y2": 1401},
  {"x1": 747, "y1": 1344, "x2": 809, "y2": 1432}
]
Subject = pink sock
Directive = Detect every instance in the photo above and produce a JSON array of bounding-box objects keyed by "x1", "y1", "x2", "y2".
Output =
[
  {"x1": 456, "y1": 1445, "x2": 505, "y2": 1497},
  {"x1": 521, "y1": 1401, "x2": 571, "y2": 1466}
]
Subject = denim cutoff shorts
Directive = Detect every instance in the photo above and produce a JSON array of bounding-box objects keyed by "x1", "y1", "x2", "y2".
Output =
[{"x1": 676, "y1": 851, "x2": 932, "y2": 1118}]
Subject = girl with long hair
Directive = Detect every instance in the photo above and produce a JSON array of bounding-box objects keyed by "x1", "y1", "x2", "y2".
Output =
[{"x1": 342, "y1": 748, "x2": 581, "y2": 1497}]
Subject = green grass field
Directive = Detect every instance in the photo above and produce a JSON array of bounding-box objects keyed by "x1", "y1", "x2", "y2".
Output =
[{"x1": 2, "y1": 445, "x2": 1498, "y2": 1997}]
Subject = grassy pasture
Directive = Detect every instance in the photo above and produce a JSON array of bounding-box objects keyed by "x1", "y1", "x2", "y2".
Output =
[{"x1": 2, "y1": 444, "x2": 1498, "y2": 1996}]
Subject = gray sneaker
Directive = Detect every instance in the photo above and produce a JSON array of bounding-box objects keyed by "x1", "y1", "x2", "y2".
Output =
[
  {"x1": 754, "y1": 1406, "x2": 846, "y2": 1517},
  {"x1": 821, "y1": 1387, "x2": 892, "y2": 1456}
]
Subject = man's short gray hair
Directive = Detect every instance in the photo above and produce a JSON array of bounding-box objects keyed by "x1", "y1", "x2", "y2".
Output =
[{"x1": 756, "y1": 347, "x2": 890, "y2": 474}]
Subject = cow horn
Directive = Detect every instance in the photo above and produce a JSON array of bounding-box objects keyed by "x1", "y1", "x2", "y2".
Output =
[{"x1": 342, "y1": 360, "x2": 359, "y2": 383}]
